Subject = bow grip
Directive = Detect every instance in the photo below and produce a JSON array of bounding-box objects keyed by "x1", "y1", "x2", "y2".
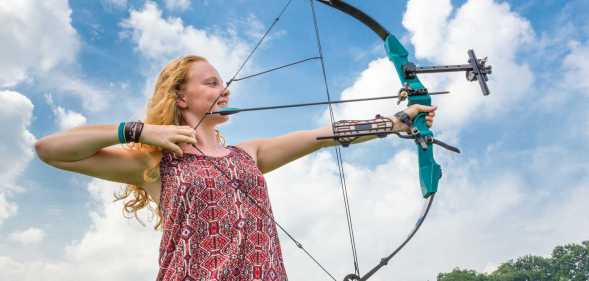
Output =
[
  {"x1": 407, "y1": 89, "x2": 442, "y2": 198},
  {"x1": 407, "y1": 109, "x2": 441, "y2": 198}
]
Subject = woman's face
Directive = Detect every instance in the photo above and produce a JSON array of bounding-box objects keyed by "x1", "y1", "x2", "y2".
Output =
[{"x1": 178, "y1": 60, "x2": 230, "y2": 124}]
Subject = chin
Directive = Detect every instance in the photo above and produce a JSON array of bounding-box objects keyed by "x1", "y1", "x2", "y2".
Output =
[{"x1": 209, "y1": 113, "x2": 230, "y2": 124}]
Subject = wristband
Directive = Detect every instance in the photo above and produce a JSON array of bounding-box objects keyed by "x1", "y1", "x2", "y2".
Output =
[
  {"x1": 118, "y1": 122, "x2": 126, "y2": 144},
  {"x1": 124, "y1": 121, "x2": 144, "y2": 143},
  {"x1": 394, "y1": 111, "x2": 412, "y2": 128}
]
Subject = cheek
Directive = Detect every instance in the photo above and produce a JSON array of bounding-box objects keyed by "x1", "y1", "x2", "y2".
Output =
[{"x1": 187, "y1": 89, "x2": 218, "y2": 111}]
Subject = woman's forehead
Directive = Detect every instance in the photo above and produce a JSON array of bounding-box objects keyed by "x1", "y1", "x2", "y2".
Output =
[{"x1": 188, "y1": 61, "x2": 220, "y2": 80}]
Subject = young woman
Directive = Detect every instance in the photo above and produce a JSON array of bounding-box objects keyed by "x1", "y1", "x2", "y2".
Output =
[{"x1": 34, "y1": 55, "x2": 437, "y2": 281}]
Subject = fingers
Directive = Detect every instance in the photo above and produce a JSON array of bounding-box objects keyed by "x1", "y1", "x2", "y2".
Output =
[
  {"x1": 417, "y1": 105, "x2": 436, "y2": 127},
  {"x1": 179, "y1": 126, "x2": 195, "y2": 135},
  {"x1": 177, "y1": 126, "x2": 197, "y2": 140},
  {"x1": 172, "y1": 135, "x2": 198, "y2": 145},
  {"x1": 425, "y1": 109, "x2": 435, "y2": 126},
  {"x1": 166, "y1": 126, "x2": 198, "y2": 156},
  {"x1": 426, "y1": 115, "x2": 434, "y2": 127},
  {"x1": 166, "y1": 142, "x2": 184, "y2": 157}
]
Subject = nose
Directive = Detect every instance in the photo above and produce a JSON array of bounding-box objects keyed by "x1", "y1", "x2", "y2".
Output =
[{"x1": 221, "y1": 87, "x2": 230, "y2": 98}]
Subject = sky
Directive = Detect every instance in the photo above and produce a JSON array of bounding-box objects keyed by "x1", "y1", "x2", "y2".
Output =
[{"x1": 0, "y1": 0, "x2": 588, "y2": 280}]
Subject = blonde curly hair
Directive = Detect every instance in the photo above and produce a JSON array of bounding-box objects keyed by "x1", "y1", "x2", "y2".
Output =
[{"x1": 115, "y1": 55, "x2": 224, "y2": 230}]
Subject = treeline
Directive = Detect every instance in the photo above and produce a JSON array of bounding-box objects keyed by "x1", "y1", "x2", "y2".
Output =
[{"x1": 438, "y1": 241, "x2": 589, "y2": 281}]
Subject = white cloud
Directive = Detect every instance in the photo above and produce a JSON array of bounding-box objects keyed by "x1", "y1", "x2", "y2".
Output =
[
  {"x1": 164, "y1": 0, "x2": 191, "y2": 12},
  {"x1": 0, "y1": 194, "x2": 17, "y2": 225},
  {"x1": 261, "y1": 142, "x2": 589, "y2": 281},
  {"x1": 403, "y1": 0, "x2": 452, "y2": 59},
  {"x1": 54, "y1": 108, "x2": 87, "y2": 130},
  {"x1": 9, "y1": 227, "x2": 45, "y2": 245},
  {"x1": 563, "y1": 40, "x2": 589, "y2": 93},
  {"x1": 0, "y1": 0, "x2": 113, "y2": 114},
  {"x1": 44, "y1": 72, "x2": 113, "y2": 113},
  {"x1": 405, "y1": 0, "x2": 534, "y2": 125},
  {"x1": 43, "y1": 93, "x2": 87, "y2": 130},
  {"x1": 61, "y1": 179, "x2": 160, "y2": 280},
  {"x1": 236, "y1": 14, "x2": 286, "y2": 44},
  {"x1": 0, "y1": 0, "x2": 80, "y2": 87},
  {"x1": 0, "y1": 179, "x2": 160, "y2": 281},
  {"x1": 325, "y1": 58, "x2": 405, "y2": 122},
  {"x1": 120, "y1": 2, "x2": 249, "y2": 81},
  {"x1": 0, "y1": 91, "x2": 36, "y2": 225}
]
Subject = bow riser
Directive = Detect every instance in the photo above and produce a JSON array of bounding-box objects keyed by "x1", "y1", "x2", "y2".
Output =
[{"x1": 385, "y1": 35, "x2": 441, "y2": 198}]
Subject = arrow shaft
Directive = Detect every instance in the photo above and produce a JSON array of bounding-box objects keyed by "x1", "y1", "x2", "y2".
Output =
[{"x1": 208, "y1": 91, "x2": 450, "y2": 115}]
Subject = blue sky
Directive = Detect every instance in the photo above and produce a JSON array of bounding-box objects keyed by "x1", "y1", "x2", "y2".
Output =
[{"x1": 1, "y1": 0, "x2": 588, "y2": 280}]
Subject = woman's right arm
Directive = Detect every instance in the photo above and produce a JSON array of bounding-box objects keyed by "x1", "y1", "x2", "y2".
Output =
[{"x1": 35, "y1": 124, "x2": 197, "y2": 185}]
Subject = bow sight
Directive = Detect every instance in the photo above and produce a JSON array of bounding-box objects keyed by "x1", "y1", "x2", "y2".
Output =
[{"x1": 402, "y1": 49, "x2": 492, "y2": 96}]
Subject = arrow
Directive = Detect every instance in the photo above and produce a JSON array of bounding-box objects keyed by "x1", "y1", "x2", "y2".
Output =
[{"x1": 207, "y1": 91, "x2": 450, "y2": 116}]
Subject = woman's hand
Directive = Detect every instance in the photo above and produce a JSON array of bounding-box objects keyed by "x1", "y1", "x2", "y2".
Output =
[
  {"x1": 139, "y1": 124, "x2": 197, "y2": 156},
  {"x1": 397, "y1": 104, "x2": 438, "y2": 132}
]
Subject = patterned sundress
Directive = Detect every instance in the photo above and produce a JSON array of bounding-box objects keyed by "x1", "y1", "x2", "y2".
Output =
[{"x1": 156, "y1": 146, "x2": 288, "y2": 281}]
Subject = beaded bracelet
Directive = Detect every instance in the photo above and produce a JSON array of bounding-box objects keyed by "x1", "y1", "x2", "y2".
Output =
[{"x1": 125, "y1": 121, "x2": 144, "y2": 143}]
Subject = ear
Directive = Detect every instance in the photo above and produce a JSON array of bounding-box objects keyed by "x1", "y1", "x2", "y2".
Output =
[{"x1": 176, "y1": 94, "x2": 188, "y2": 110}]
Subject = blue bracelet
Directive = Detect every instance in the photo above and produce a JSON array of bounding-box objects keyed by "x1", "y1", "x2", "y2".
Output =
[{"x1": 118, "y1": 122, "x2": 127, "y2": 144}]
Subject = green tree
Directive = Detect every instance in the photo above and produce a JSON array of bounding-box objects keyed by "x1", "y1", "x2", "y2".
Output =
[
  {"x1": 492, "y1": 255, "x2": 553, "y2": 281},
  {"x1": 437, "y1": 241, "x2": 589, "y2": 281},
  {"x1": 437, "y1": 268, "x2": 490, "y2": 281},
  {"x1": 550, "y1": 241, "x2": 589, "y2": 281}
]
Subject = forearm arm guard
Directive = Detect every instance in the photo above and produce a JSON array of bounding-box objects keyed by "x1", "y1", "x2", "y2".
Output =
[{"x1": 332, "y1": 114, "x2": 395, "y2": 147}]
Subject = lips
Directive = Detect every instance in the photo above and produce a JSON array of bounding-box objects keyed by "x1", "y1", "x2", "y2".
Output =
[{"x1": 216, "y1": 100, "x2": 228, "y2": 108}]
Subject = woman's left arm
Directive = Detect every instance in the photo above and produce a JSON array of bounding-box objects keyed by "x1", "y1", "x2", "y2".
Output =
[
  {"x1": 239, "y1": 104, "x2": 436, "y2": 173},
  {"x1": 238, "y1": 126, "x2": 335, "y2": 174}
]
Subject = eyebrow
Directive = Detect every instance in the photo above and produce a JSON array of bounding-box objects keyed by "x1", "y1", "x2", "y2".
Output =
[{"x1": 203, "y1": 76, "x2": 219, "y2": 82}]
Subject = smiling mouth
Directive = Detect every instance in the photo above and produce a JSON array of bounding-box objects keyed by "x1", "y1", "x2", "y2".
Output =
[{"x1": 217, "y1": 101, "x2": 228, "y2": 107}]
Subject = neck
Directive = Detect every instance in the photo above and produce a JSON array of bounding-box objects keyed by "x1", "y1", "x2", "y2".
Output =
[
  {"x1": 180, "y1": 114, "x2": 225, "y2": 153},
  {"x1": 194, "y1": 123, "x2": 222, "y2": 148}
]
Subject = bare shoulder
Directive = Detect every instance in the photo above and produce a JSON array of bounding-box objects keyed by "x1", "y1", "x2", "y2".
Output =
[{"x1": 235, "y1": 140, "x2": 261, "y2": 164}]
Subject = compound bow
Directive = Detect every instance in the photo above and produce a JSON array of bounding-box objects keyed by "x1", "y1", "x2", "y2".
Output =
[{"x1": 191, "y1": 0, "x2": 493, "y2": 280}]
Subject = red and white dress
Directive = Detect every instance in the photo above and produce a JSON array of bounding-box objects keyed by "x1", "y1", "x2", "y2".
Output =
[{"x1": 157, "y1": 146, "x2": 288, "y2": 281}]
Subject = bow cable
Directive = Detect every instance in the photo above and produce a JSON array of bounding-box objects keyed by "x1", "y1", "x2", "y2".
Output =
[{"x1": 308, "y1": 0, "x2": 361, "y2": 277}]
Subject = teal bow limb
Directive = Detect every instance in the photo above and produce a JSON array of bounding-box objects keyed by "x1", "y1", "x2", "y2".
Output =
[{"x1": 385, "y1": 35, "x2": 442, "y2": 198}]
